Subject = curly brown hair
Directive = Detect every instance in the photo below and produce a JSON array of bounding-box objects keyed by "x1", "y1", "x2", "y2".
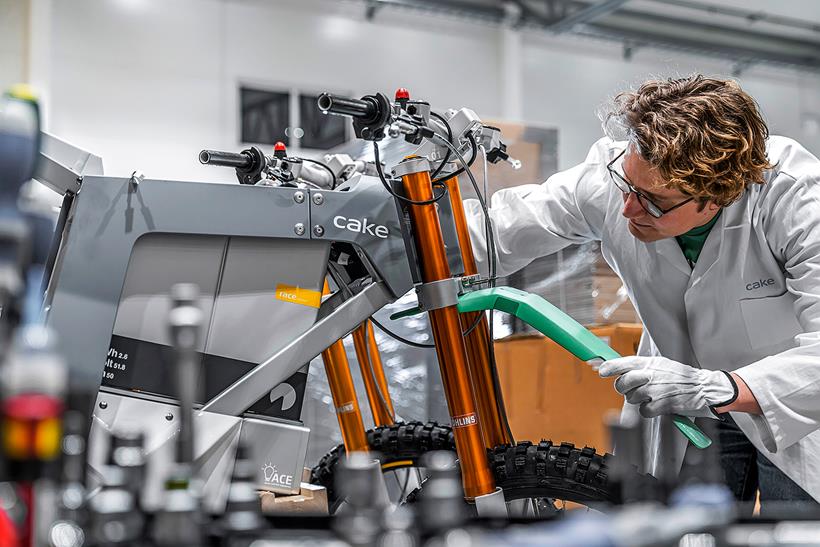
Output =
[{"x1": 605, "y1": 75, "x2": 774, "y2": 207}]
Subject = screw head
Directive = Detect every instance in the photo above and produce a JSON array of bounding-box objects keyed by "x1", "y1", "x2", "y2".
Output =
[
  {"x1": 165, "y1": 413, "x2": 174, "y2": 421},
  {"x1": 293, "y1": 191, "x2": 305, "y2": 204},
  {"x1": 313, "y1": 225, "x2": 325, "y2": 237},
  {"x1": 98, "y1": 401, "x2": 108, "y2": 410},
  {"x1": 312, "y1": 193, "x2": 324, "y2": 205},
  {"x1": 294, "y1": 223, "x2": 306, "y2": 236}
]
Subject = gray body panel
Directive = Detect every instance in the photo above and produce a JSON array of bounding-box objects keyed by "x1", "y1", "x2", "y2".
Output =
[
  {"x1": 45, "y1": 176, "x2": 314, "y2": 392},
  {"x1": 45, "y1": 173, "x2": 414, "y2": 406},
  {"x1": 310, "y1": 174, "x2": 414, "y2": 296}
]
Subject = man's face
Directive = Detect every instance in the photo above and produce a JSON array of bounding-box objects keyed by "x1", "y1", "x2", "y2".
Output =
[{"x1": 618, "y1": 151, "x2": 720, "y2": 243}]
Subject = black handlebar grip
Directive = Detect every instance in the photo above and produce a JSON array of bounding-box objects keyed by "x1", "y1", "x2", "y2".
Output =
[
  {"x1": 199, "y1": 149, "x2": 253, "y2": 169},
  {"x1": 317, "y1": 93, "x2": 379, "y2": 121}
]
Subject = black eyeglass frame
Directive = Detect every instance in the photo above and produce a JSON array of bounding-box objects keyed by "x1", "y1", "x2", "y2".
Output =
[{"x1": 607, "y1": 148, "x2": 694, "y2": 218}]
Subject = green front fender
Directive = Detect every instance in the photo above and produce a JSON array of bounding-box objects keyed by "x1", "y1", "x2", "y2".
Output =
[{"x1": 458, "y1": 286, "x2": 711, "y2": 449}]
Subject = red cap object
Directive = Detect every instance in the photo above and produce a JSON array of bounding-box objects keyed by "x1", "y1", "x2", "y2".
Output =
[
  {"x1": 4, "y1": 394, "x2": 63, "y2": 420},
  {"x1": 395, "y1": 88, "x2": 410, "y2": 101},
  {"x1": 273, "y1": 141, "x2": 287, "y2": 158}
]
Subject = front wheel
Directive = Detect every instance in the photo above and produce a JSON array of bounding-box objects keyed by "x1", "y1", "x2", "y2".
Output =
[
  {"x1": 404, "y1": 440, "x2": 635, "y2": 513},
  {"x1": 311, "y1": 422, "x2": 653, "y2": 515},
  {"x1": 492, "y1": 441, "x2": 616, "y2": 504}
]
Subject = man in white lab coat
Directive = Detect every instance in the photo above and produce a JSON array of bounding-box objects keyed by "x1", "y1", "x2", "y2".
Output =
[{"x1": 466, "y1": 75, "x2": 820, "y2": 512}]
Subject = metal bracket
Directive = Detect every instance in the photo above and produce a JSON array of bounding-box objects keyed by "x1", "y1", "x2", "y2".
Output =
[
  {"x1": 392, "y1": 157, "x2": 431, "y2": 178},
  {"x1": 416, "y1": 277, "x2": 461, "y2": 312}
]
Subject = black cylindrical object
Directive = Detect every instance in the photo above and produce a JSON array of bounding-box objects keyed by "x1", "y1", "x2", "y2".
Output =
[
  {"x1": 606, "y1": 411, "x2": 654, "y2": 503},
  {"x1": 317, "y1": 93, "x2": 376, "y2": 120},
  {"x1": 199, "y1": 149, "x2": 253, "y2": 169},
  {"x1": 169, "y1": 284, "x2": 202, "y2": 467}
]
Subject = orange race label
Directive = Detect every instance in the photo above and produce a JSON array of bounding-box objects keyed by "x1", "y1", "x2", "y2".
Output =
[
  {"x1": 452, "y1": 413, "x2": 478, "y2": 429},
  {"x1": 275, "y1": 284, "x2": 322, "y2": 308}
]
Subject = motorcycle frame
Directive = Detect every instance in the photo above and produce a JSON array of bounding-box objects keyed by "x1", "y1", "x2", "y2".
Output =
[{"x1": 37, "y1": 131, "x2": 510, "y2": 503}]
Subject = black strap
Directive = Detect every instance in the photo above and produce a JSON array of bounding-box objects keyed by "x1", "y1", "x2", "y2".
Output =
[{"x1": 710, "y1": 371, "x2": 739, "y2": 419}]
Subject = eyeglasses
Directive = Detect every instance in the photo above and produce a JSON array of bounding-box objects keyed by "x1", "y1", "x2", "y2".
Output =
[{"x1": 607, "y1": 149, "x2": 694, "y2": 218}]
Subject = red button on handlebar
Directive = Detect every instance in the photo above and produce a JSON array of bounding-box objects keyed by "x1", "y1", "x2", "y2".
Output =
[
  {"x1": 395, "y1": 88, "x2": 410, "y2": 100},
  {"x1": 273, "y1": 141, "x2": 287, "y2": 158}
]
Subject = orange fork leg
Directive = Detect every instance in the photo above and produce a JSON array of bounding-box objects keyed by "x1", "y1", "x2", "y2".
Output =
[
  {"x1": 365, "y1": 320, "x2": 395, "y2": 420},
  {"x1": 320, "y1": 282, "x2": 369, "y2": 452},
  {"x1": 444, "y1": 175, "x2": 513, "y2": 448},
  {"x1": 351, "y1": 320, "x2": 395, "y2": 427},
  {"x1": 397, "y1": 158, "x2": 495, "y2": 500}
]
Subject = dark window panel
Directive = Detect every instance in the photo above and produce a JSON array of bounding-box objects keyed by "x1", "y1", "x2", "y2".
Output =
[
  {"x1": 299, "y1": 94, "x2": 348, "y2": 150},
  {"x1": 240, "y1": 87, "x2": 290, "y2": 146}
]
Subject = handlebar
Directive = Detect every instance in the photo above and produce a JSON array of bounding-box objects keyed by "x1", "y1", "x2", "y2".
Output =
[
  {"x1": 317, "y1": 93, "x2": 377, "y2": 120},
  {"x1": 199, "y1": 149, "x2": 254, "y2": 170},
  {"x1": 318, "y1": 93, "x2": 392, "y2": 141}
]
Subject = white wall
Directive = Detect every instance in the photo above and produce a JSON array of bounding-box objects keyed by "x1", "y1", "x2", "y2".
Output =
[
  {"x1": 0, "y1": 0, "x2": 27, "y2": 91},
  {"x1": 11, "y1": 0, "x2": 820, "y2": 180},
  {"x1": 46, "y1": 0, "x2": 502, "y2": 182},
  {"x1": 520, "y1": 32, "x2": 820, "y2": 169}
]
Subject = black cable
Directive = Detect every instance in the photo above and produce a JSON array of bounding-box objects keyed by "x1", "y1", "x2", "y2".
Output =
[
  {"x1": 373, "y1": 142, "x2": 449, "y2": 206},
  {"x1": 429, "y1": 111, "x2": 453, "y2": 180},
  {"x1": 300, "y1": 157, "x2": 337, "y2": 190},
  {"x1": 370, "y1": 316, "x2": 436, "y2": 349},
  {"x1": 431, "y1": 132, "x2": 478, "y2": 185},
  {"x1": 461, "y1": 310, "x2": 483, "y2": 336},
  {"x1": 477, "y1": 142, "x2": 512, "y2": 442},
  {"x1": 434, "y1": 133, "x2": 497, "y2": 288}
]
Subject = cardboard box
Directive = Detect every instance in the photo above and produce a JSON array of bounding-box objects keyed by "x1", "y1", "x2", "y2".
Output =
[
  {"x1": 259, "y1": 483, "x2": 329, "y2": 515},
  {"x1": 493, "y1": 324, "x2": 642, "y2": 452}
]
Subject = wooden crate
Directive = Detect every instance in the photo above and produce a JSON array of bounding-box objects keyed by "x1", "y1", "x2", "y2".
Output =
[{"x1": 493, "y1": 324, "x2": 642, "y2": 452}]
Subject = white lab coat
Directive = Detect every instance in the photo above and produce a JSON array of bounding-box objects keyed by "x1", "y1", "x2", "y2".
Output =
[{"x1": 465, "y1": 136, "x2": 820, "y2": 500}]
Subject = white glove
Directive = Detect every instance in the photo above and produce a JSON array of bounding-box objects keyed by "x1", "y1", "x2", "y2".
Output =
[{"x1": 597, "y1": 356, "x2": 738, "y2": 418}]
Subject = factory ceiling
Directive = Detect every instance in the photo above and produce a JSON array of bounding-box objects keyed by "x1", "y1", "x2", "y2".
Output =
[{"x1": 358, "y1": 0, "x2": 820, "y2": 73}]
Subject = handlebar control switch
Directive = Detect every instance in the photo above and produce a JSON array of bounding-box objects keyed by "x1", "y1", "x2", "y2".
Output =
[{"x1": 235, "y1": 146, "x2": 267, "y2": 185}]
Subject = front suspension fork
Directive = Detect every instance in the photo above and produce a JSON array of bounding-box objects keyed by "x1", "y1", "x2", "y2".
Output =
[
  {"x1": 320, "y1": 282, "x2": 369, "y2": 452},
  {"x1": 396, "y1": 158, "x2": 495, "y2": 500},
  {"x1": 443, "y1": 175, "x2": 513, "y2": 449}
]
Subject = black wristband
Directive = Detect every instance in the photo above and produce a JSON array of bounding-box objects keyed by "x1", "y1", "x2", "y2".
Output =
[{"x1": 710, "y1": 371, "x2": 739, "y2": 417}]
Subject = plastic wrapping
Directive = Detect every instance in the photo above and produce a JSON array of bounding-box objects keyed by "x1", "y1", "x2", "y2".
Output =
[{"x1": 504, "y1": 242, "x2": 639, "y2": 333}]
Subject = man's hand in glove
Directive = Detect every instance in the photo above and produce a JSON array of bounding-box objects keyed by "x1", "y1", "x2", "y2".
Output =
[{"x1": 597, "y1": 356, "x2": 738, "y2": 418}]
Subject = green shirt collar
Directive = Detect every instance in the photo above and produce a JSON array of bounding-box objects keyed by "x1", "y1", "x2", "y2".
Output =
[{"x1": 675, "y1": 210, "x2": 722, "y2": 267}]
